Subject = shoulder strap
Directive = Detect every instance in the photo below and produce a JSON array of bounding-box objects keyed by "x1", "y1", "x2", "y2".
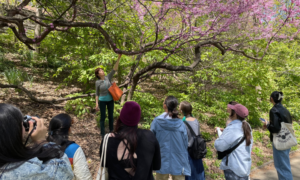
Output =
[
  {"x1": 223, "y1": 136, "x2": 245, "y2": 166},
  {"x1": 224, "y1": 136, "x2": 246, "y2": 154},
  {"x1": 184, "y1": 121, "x2": 196, "y2": 137}
]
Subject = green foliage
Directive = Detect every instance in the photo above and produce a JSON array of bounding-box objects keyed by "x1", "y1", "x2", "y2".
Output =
[
  {"x1": 257, "y1": 160, "x2": 264, "y2": 166},
  {"x1": 291, "y1": 146, "x2": 298, "y2": 151},
  {"x1": 132, "y1": 90, "x2": 163, "y2": 129},
  {"x1": 64, "y1": 93, "x2": 95, "y2": 116},
  {"x1": 0, "y1": 53, "x2": 15, "y2": 71},
  {"x1": 202, "y1": 132, "x2": 213, "y2": 141},
  {"x1": 205, "y1": 147, "x2": 213, "y2": 159},
  {"x1": 3, "y1": 68, "x2": 33, "y2": 86},
  {"x1": 293, "y1": 122, "x2": 300, "y2": 144},
  {"x1": 253, "y1": 130, "x2": 264, "y2": 143},
  {"x1": 253, "y1": 147, "x2": 263, "y2": 158}
]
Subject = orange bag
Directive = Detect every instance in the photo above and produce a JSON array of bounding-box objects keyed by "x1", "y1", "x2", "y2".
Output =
[{"x1": 108, "y1": 82, "x2": 123, "y2": 101}]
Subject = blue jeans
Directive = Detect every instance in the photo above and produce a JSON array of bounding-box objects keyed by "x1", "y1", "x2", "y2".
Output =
[
  {"x1": 185, "y1": 154, "x2": 205, "y2": 180},
  {"x1": 273, "y1": 143, "x2": 293, "y2": 180}
]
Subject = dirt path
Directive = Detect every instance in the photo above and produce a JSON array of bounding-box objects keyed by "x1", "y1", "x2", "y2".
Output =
[{"x1": 250, "y1": 150, "x2": 300, "y2": 180}]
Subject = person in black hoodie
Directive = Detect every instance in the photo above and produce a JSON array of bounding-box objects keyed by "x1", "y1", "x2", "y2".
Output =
[{"x1": 262, "y1": 91, "x2": 293, "y2": 180}]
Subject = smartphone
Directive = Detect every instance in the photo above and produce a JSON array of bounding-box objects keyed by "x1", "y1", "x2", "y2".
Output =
[{"x1": 259, "y1": 118, "x2": 265, "y2": 122}]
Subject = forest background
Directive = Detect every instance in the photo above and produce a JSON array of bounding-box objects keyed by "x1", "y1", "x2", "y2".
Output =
[{"x1": 1, "y1": 0, "x2": 300, "y2": 179}]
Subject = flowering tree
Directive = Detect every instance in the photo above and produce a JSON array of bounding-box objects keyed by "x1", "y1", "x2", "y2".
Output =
[{"x1": 0, "y1": 0, "x2": 299, "y2": 103}]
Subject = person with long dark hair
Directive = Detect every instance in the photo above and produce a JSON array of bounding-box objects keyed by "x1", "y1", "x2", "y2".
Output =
[
  {"x1": 179, "y1": 101, "x2": 205, "y2": 180},
  {"x1": 0, "y1": 103, "x2": 73, "y2": 179},
  {"x1": 99, "y1": 101, "x2": 161, "y2": 180},
  {"x1": 150, "y1": 96, "x2": 191, "y2": 180},
  {"x1": 47, "y1": 113, "x2": 92, "y2": 180},
  {"x1": 95, "y1": 54, "x2": 122, "y2": 138},
  {"x1": 262, "y1": 91, "x2": 293, "y2": 180},
  {"x1": 215, "y1": 103, "x2": 252, "y2": 180}
]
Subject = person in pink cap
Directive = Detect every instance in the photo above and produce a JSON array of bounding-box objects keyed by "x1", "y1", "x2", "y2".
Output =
[
  {"x1": 214, "y1": 103, "x2": 253, "y2": 180},
  {"x1": 99, "y1": 101, "x2": 161, "y2": 180}
]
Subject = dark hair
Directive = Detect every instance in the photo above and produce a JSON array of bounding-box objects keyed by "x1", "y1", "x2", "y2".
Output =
[
  {"x1": 164, "y1": 96, "x2": 179, "y2": 118},
  {"x1": 114, "y1": 117, "x2": 138, "y2": 173},
  {"x1": 270, "y1": 91, "x2": 284, "y2": 104},
  {"x1": 228, "y1": 101, "x2": 238, "y2": 105},
  {"x1": 95, "y1": 68, "x2": 103, "y2": 79},
  {"x1": 0, "y1": 104, "x2": 63, "y2": 171},
  {"x1": 180, "y1": 101, "x2": 192, "y2": 116},
  {"x1": 46, "y1": 114, "x2": 73, "y2": 152},
  {"x1": 230, "y1": 109, "x2": 252, "y2": 146}
]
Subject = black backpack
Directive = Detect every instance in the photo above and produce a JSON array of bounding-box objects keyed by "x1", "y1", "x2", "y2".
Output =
[{"x1": 184, "y1": 121, "x2": 207, "y2": 159}]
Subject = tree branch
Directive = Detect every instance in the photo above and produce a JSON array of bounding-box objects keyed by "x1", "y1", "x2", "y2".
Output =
[{"x1": 0, "y1": 83, "x2": 96, "y2": 104}]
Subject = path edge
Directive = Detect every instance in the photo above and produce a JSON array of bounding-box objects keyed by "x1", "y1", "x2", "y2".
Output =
[{"x1": 251, "y1": 148, "x2": 300, "y2": 172}]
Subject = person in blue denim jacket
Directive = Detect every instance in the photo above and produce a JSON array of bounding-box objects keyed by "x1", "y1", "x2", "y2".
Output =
[
  {"x1": 215, "y1": 104, "x2": 253, "y2": 180},
  {"x1": 0, "y1": 103, "x2": 73, "y2": 180},
  {"x1": 150, "y1": 96, "x2": 191, "y2": 180}
]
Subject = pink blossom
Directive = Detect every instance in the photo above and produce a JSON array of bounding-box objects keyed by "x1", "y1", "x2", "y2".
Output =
[{"x1": 33, "y1": 39, "x2": 36, "y2": 42}]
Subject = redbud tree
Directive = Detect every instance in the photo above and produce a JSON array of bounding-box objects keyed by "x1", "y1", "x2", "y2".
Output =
[{"x1": 0, "y1": 0, "x2": 299, "y2": 103}]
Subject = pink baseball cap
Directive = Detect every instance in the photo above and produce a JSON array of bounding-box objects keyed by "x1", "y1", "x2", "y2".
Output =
[{"x1": 227, "y1": 104, "x2": 249, "y2": 118}]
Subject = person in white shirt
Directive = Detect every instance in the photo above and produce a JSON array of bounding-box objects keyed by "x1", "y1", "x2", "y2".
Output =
[{"x1": 47, "y1": 113, "x2": 92, "y2": 180}]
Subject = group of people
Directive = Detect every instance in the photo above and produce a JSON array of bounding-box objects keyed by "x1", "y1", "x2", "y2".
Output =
[
  {"x1": 0, "y1": 90, "x2": 293, "y2": 180},
  {"x1": 0, "y1": 54, "x2": 294, "y2": 180}
]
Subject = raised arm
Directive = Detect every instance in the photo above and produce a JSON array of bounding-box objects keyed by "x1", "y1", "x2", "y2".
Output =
[{"x1": 113, "y1": 54, "x2": 122, "y2": 71}]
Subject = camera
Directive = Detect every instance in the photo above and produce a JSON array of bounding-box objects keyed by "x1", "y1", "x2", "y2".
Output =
[{"x1": 23, "y1": 115, "x2": 37, "y2": 132}]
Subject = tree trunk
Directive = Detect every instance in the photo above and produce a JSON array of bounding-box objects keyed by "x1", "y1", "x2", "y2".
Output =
[
  {"x1": 34, "y1": 8, "x2": 42, "y2": 53},
  {"x1": 127, "y1": 78, "x2": 138, "y2": 101},
  {"x1": 120, "y1": 87, "x2": 127, "y2": 105},
  {"x1": 120, "y1": 54, "x2": 142, "y2": 102}
]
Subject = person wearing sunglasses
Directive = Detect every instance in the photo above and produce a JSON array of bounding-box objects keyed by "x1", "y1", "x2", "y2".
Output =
[{"x1": 47, "y1": 114, "x2": 92, "y2": 180}]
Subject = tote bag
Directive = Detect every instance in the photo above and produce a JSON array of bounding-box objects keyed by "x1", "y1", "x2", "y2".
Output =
[
  {"x1": 108, "y1": 82, "x2": 123, "y2": 101},
  {"x1": 273, "y1": 122, "x2": 297, "y2": 150},
  {"x1": 96, "y1": 133, "x2": 110, "y2": 180}
]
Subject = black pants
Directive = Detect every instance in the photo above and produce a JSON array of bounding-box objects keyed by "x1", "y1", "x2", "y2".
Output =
[{"x1": 98, "y1": 100, "x2": 114, "y2": 137}]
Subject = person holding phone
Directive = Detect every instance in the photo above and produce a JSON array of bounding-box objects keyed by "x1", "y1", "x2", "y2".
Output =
[
  {"x1": 215, "y1": 103, "x2": 252, "y2": 180},
  {"x1": 95, "y1": 54, "x2": 122, "y2": 138},
  {"x1": 0, "y1": 103, "x2": 73, "y2": 179},
  {"x1": 262, "y1": 91, "x2": 293, "y2": 180}
]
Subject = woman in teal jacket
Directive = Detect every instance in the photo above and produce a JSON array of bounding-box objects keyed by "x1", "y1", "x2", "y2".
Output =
[{"x1": 150, "y1": 96, "x2": 191, "y2": 180}]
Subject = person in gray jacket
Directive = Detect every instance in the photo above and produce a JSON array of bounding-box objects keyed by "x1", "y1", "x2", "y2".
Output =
[{"x1": 95, "y1": 54, "x2": 122, "y2": 137}]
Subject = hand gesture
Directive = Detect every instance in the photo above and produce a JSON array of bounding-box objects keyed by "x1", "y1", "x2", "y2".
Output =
[
  {"x1": 29, "y1": 117, "x2": 47, "y2": 144},
  {"x1": 215, "y1": 127, "x2": 224, "y2": 133},
  {"x1": 262, "y1": 121, "x2": 267, "y2": 130}
]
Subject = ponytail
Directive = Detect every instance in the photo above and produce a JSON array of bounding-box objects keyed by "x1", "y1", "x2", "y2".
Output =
[
  {"x1": 46, "y1": 114, "x2": 73, "y2": 151},
  {"x1": 164, "y1": 96, "x2": 179, "y2": 119},
  {"x1": 168, "y1": 109, "x2": 179, "y2": 119},
  {"x1": 242, "y1": 120, "x2": 252, "y2": 146},
  {"x1": 234, "y1": 112, "x2": 251, "y2": 146},
  {"x1": 270, "y1": 91, "x2": 284, "y2": 103}
]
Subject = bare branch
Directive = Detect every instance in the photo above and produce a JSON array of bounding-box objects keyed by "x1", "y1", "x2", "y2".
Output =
[{"x1": 0, "y1": 83, "x2": 97, "y2": 104}]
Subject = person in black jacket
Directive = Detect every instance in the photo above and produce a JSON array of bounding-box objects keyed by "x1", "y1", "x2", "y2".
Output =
[
  {"x1": 99, "y1": 101, "x2": 161, "y2": 180},
  {"x1": 262, "y1": 91, "x2": 293, "y2": 180}
]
